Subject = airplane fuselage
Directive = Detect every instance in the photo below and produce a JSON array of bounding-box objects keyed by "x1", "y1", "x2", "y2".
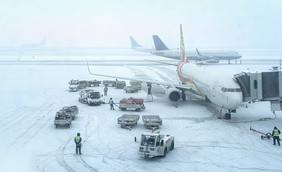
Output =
[
  {"x1": 180, "y1": 63, "x2": 243, "y2": 110},
  {"x1": 151, "y1": 50, "x2": 242, "y2": 61}
]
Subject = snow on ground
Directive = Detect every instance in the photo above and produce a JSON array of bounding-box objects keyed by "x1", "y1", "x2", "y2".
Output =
[{"x1": 0, "y1": 51, "x2": 282, "y2": 172}]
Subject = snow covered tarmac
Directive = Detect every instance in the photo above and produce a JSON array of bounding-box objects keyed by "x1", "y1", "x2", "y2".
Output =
[{"x1": 1, "y1": 55, "x2": 282, "y2": 172}]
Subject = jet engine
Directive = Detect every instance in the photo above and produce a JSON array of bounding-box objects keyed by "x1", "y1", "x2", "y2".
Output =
[{"x1": 166, "y1": 87, "x2": 181, "y2": 101}]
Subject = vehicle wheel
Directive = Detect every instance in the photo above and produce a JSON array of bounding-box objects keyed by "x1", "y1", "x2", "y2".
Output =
[
  {"x1": 135, "y1": 108, "x2": 140, "y2": 111},
  {"x1": 55, "y1": 125, "x2": 58, "y2": 128},
  {"x1": 170, "y1": 141, "x2": 174, "y2": 150},
  {"x1": 121, "y1": 108, "x2": 126, "y2": 111},
  {"x1": 68, "y1": 124, "x2": 70, "y2": 128},
  {"x1": 163, "y1": 148, "x2": 167, "y2": 157}
]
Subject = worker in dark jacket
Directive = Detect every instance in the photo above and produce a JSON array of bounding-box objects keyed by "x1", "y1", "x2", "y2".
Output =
[
  {"x1": 74, "y1": 133, "x2": 82, "y2": 154},
  {"x1": 272, "y1": 127, "x2": 281, "y2": 146},
  {"x1": 147, "y1": 83, "x2": 152, "y2": 95},
  {"x1": 109, "y1": 98, "x2": 115, "y2": 110}
]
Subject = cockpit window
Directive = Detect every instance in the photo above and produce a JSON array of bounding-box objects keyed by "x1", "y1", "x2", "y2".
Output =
[{"x1": 221, "y1": 87, "x2": 241, "y2": 92}]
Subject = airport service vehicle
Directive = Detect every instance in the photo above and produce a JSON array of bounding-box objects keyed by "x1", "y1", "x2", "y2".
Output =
[
  {"x1": 117, "y1": 114, "x2": 140, "y2": 129},
  {"x1": 142, "y1": 115, "x2": 162, "y2": 129},
  {"x1": 69, "y1": 84, "x2": 79, "y2": 92},
  {"x1": 69, "y1": 79, "x2": 79, "y2": 85},
  {"x1": 103, "y1": 80, "x2": 116, "y2": 87},
  {"x1": 87, "y1": 80, "x2": 101, "y2": 87},
  {"x1": 79, "y1": 90, "x2": 104, "y2": 106},
  {"x1": 118, "y1": 97, "x2": 145, "y2": 111},
  {"x1": 78, "y1": 81, "x2": 87, "y2": 89},
  {"x1": 138, "y1": 133, "x2": 174, "y2": 158},
  {"x1": 69, "y1": 79, "x2": 80, "y2": 92},
  {"x1": 54, "y1": 110, "x2": 72, "y2": 128},
  {"x1": 116, "y1": 81, "x2": 126, "y2": 89},
  {"x1": 124, "y1": 85, "x2": 139, "y2": 93},
  {"x1": 62, "y1": 105, "x2": 79, "y2": 120},
  {"x1": 130, "y1": 80, "x2": 142, "y2": 90}
]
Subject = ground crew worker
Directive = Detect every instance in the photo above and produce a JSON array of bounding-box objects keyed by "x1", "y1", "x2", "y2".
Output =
[
  {"x1": 104, "y1": 85, "x2": 108, "y2": 96},
  {"x1": 147, "y1": 83, "x2": 152, "y2": 95},
  {"x1": 109, "y1": 98, "x2": 115, "y2": 110},
  {"x1": 272, "y1": 127, "x2": 281, "y2": 146},
  {"x1": 74, "y1": 133, "x2": 82, "y2": 154}
]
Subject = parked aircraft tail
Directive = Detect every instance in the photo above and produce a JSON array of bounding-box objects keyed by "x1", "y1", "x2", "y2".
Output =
[
  {"x1": 130, "y1": 36, "x2": 141, "y2": 48},
  {"x1": 152, "y1": 35, "x2": 169, "y2": 51},
  {"x1": 180, "y1": 25, "x2": 188, "y2": 63},
  {"x1": 195, "y1": 48, "x2": 202, "y2": 56}
]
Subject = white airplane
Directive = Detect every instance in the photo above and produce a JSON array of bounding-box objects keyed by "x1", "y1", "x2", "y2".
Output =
[
  {"x1": 151, "y1": 35, "x2": 242, "y2": 64},
  {"x1": 88, "y1": 25, "x2": 243, "y2": 119}
]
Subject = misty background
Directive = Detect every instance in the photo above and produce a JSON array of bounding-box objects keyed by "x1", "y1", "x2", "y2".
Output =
[{"x1": 0, "y1": 0, "x2": 282, "y2": 49}]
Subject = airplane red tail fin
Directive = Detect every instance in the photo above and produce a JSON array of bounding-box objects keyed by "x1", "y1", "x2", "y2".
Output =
[{"x1": 180, "y1": 24, "x2": 188, "y2": 63}]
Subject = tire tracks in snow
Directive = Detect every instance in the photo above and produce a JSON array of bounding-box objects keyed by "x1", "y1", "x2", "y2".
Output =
[
  {"x1": 8, "y1": 103, "x2": 55, "y2": 147},
  {"x1": 81, "y1": 110, "x2": 134, "y2": 171},
  {"x1": 56, "y1": 138, "x2": 75, "y2": 172}
]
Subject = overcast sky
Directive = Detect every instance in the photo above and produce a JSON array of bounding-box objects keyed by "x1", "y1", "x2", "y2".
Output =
[{"x1": 0, "y1": 0, "x2": 282, "y2": 49}]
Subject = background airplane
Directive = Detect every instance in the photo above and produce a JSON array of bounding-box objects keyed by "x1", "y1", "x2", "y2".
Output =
[{"x1": 151, "y1": 35, "x2": 242, "y2": 64}]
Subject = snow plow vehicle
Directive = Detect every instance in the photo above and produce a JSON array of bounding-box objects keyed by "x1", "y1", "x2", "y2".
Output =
[
  {"x1": 54, "y1": 110, "x2": 72, "y2": 128},
  {"x1": 118, "y1": 97, "x2": 145, "y2": 111},
  {"x1": 79, "y1": 90, "x2": 104, "y2": 106},
  {"x1": 62, "y1": 105, "x2": 79, "y2": 120},
  {"x1": 117, "y1": 114, "x2": 140, "y2": 129},
  {"x1": 142, "y1": 115, "x2": 162, "y2": 129},
  {"x1": 138, "y1": 133, "x2": 174, "y2": 158}
]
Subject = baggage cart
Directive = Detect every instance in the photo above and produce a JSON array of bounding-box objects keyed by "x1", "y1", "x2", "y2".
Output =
[
  {"x1": 117, "y1": 114, "x2": 140, "y2": 129},
  {"x1": 118, "y1": 97, "x2": 145, "y2": 111},
  {"x1": 142, "y1": 115, "x2": 162, "y2": 129}
]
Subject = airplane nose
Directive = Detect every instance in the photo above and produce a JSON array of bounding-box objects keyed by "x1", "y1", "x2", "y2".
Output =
[{"x1": 230, "y1": 93, "x2": 243, "y2": 109}]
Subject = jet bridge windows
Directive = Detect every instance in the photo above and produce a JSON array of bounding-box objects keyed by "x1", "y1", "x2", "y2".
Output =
[
  {"x1": 234, "y1": 70, "x2": 282, "y2": 111},
  {"x1": 262, "y1": 72, "x2": 279, "y2": 99}
]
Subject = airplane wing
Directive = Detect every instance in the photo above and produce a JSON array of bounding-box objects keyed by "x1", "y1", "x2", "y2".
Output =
[
  {"x1": 86, "y1": 60, "x2": 196, "y2": 91},
  {"x1": 143, "y1": 59, "x2": 177, "y2": 66}
]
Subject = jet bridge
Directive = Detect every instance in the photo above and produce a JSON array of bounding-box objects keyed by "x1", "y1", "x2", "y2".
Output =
[{"x1": 234, "y1": 67, "x2": 282, "y2": 112}]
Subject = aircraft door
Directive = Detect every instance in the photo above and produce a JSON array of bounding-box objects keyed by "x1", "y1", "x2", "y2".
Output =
[{"x1": 212, "y1": 82, "x2": 219, "y2": 97}]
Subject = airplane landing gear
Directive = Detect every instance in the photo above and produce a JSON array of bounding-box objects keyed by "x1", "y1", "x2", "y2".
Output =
[{"x1": 181, "y1": 91, "x2": 186, "y2": 101}]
